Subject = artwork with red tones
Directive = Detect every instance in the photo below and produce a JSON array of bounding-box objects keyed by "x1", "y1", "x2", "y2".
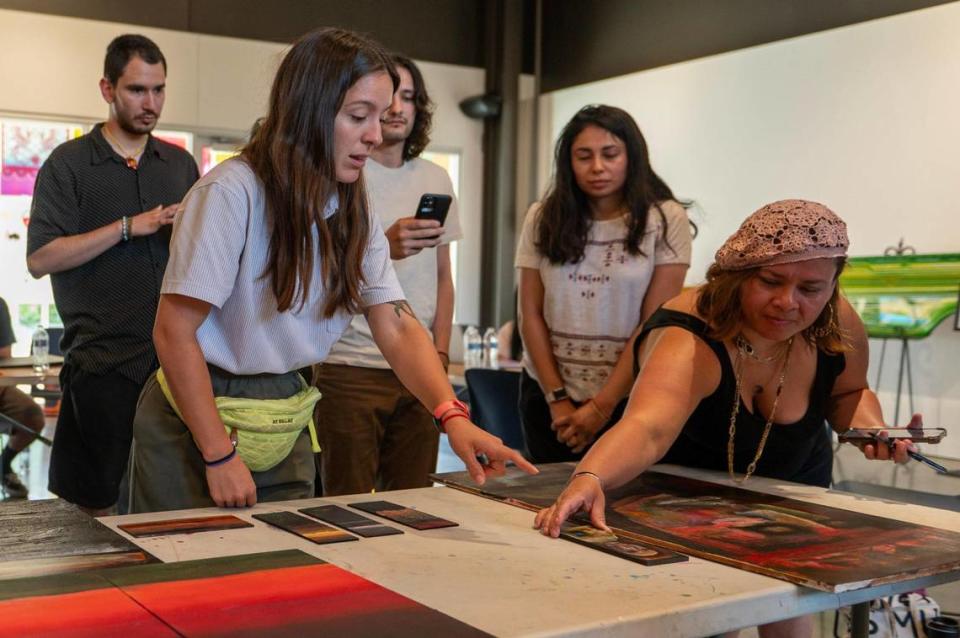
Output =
[
  {"x1": 119, "y1": 514, "x2": 253, "y2": 537},
  {"x1": 0, "y1": 550, "x2": 491, "y2": 637},
  {"x1": 1, "y1": 120, "x2": 83, "y2": 195},
  {"x1": 433, "y1": 464, "x2": 960, "y2": 592}
]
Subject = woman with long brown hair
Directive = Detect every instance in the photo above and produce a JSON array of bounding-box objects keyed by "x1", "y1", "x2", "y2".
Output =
[
  {"x1": 129, "y1": 28, "x2": 534, "y2": 512},
  {"x1": 516, "y1": 105, "x2": 692, "y2": 463}
]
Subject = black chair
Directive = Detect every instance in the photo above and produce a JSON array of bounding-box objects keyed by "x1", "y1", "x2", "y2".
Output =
[{"x1": 464, "y1": 368, "x2": 524, "y2": 451}]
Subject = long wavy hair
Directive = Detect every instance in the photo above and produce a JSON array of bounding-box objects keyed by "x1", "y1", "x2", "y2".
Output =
[
  {"x1": 393, "y1": 54, "x2": 434, "y2": 161},
  {"x1": 696, "y1": 257, "x2": 850, "y2": 353},
  {"x1": 536, "y1": 105, "x2": 676, "y2": 265},
  {"x1": 242, "y1": 28, "x2": 398, "y2": 317}
]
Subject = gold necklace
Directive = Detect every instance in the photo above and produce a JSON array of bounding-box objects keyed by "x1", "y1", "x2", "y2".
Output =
[
  {"x1": 727, "y1": 335, "x2": 794, "y2": 483},
  {"x1": 102, "y1": 125, "x2": 147, "y2": 170},
  {"x1": 734, "y1": 334, "x2": 788, "y2": 364}
]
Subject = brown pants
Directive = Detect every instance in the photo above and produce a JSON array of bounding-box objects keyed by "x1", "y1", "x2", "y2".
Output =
[
  {"x1": 0, "y1": 385, "x2": 44, "y2": 450},
  {"x1": 313, "y1": 363, "x2": 439, "y2": 496}
]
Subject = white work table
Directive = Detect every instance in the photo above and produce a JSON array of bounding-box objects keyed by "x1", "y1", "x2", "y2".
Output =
[{"x1": 101, "y1": 466, "x2": 960, "y2": 638}]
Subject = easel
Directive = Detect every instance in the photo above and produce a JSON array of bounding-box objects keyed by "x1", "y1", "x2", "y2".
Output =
[{"x1": 871, "y1": 239, "x2": 917, "y2": 426}]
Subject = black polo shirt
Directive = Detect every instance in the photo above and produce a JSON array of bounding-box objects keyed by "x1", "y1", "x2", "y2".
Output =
[{"x1": 27, "y1": 123, "x2": 199, "y2": 385}]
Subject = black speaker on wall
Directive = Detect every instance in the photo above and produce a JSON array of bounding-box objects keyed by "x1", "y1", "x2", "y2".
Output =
[{"x1": 459, "y1": 94, "x2": 502, "y2": 119}]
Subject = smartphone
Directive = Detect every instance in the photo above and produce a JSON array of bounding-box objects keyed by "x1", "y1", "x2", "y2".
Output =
[
  {"x1": 414, "y1": 193, "x2": 452, "y2": 226},
  {"x1": 838, "y1": 428, "x2": 946, "y2": 444}
]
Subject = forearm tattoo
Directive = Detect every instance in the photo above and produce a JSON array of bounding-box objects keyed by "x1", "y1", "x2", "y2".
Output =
[{"x1": 389, "y1": 300, "x2": 417, "y2": 321}]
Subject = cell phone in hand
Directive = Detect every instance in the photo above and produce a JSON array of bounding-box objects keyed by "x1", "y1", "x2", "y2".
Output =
[
  {"x1": 838, "y1": 427, "x2": 946, "y2": 444},
  {"x1": 414, "y1": 193, "x2": 452, "y2": 226}
]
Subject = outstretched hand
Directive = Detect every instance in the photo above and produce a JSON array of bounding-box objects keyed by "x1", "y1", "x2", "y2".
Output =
[
  {"x1": 533, "y1": 473, "x2": 609, "y2": 538},
  {"x1": 445, "y1": 417, "x2": 538, "y2": 485}
]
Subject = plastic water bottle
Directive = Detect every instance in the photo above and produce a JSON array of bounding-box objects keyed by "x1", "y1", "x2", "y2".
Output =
[
  {"x1": 31, "y1": 326, "x2": 49, "y2": 374},
  {"x1": 462, "y1": 326, "x2": 482, "y2": 369},
  {"x1": 483, "y1": 327, "x2": 499, "y2": 369}
]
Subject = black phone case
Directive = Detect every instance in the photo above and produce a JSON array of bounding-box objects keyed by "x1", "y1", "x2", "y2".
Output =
[{"x1": 414, "y1": 193, "x2": 452, "y2": 226}]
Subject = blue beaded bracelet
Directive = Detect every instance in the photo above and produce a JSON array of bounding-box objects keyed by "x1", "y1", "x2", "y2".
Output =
[{"x1": 204, "y1": 447, "x2": 237, "y2": 467}]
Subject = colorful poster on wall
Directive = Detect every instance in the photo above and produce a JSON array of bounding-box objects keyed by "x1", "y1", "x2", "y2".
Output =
[
  {"x1": 201, "y1": 146, "x2": 239, "y2": 175},
  {"x1": 0, "y1": 120, "x2": 83, "y2": 195},
  {"x1": 153, "y1": 129, "x2": 193, "y2": 152}
]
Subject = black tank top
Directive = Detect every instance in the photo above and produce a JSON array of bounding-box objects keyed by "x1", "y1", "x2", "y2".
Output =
[{"x1": 633, "y1": 308, "x2": 845, "y2": 487}]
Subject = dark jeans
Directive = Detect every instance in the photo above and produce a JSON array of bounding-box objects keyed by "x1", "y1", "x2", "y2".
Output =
[{"x1": 519, "y1": 370, "x2": 625, "y2": 463}]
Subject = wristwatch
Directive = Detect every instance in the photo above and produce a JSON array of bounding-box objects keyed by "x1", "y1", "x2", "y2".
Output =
[{"x1": 544, "y1": 386, "x2": 569, "y2": 403}]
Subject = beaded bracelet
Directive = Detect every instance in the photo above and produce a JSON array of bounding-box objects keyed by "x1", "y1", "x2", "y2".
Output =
[
  {"x1": 204, "y1": 447, "x2": 237, "y2": 468},
  {"x1": 121, "y1": 216, "x2": 130, "y2": 242}
]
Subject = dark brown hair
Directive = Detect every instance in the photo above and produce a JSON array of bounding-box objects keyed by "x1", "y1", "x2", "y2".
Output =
[
  {"x1": 695, "y1": 257, "x2": 849, "y2": 353},
  {"x1": 242, "y1": 28, "x2": 398, "y2": 317},
  {"x1": 536, "y1": 105, "x2": 677, "y2": 265},
  {"x1": 393, "y1": 54, "x2": 434, "y2": 161},
  {"x1": 104, "y1": 34, "x2": 166, "y2": 84}
]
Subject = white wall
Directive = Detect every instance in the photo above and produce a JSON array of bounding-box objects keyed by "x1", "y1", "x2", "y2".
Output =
[
  {"x1": 0, "y1": 8, "x2": 487, "y2": 323},
  {"x1": 541, "y1": 3, "x2": 960, "y2": 457}
]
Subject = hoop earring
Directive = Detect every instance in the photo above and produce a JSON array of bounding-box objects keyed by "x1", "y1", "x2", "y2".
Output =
[{"x1": 810, "y1": 302, "x2": 837, "y2": 339}]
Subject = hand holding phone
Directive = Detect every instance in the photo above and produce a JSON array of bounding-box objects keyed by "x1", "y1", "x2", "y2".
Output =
[
  {"x1": 837, "y1": 427, "x2": 946, "y2": 444},
  {"x1": 414, "y1": 193, "x2": 452, "y2": 226},
  {"x1": 384, "y1": 220, "x2": 441, "y2": 261}
]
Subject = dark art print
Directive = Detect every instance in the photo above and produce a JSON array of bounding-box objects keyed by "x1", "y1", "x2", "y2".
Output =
[
  {"x1": 432, "y1": 464, "x2": 960, "y2": 592},
  {"x1": 252, "y1": 511, "x2": 358, "y2": 545},
  {"x1": 349, "y1": 501, "x2": 459, "y2": 530},
  {"x1": 119, "y1": 514, "x2": 253, "y2": 537},
  {"x1": 299, "y1": 504, "x2": 403, "y2": 537},
  {"x1": 0, "y1": 499, "x2": 156, "y2": 578},
  {"x1": 562, "y1": 524, "x2": 688, "y2": 566}
]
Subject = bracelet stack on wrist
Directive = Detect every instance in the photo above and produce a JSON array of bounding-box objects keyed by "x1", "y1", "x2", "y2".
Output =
[
  {"x1": 120, "y1": 216, "x2": 131, "y2": 242},
  {"x1": 432, "y1": 398, "x2": 470, "y2": 433}
]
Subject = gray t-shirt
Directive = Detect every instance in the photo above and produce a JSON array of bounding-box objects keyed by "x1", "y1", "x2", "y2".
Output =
[{"x1": 162, "y1": 159, "x2": 404, "y2": 375}]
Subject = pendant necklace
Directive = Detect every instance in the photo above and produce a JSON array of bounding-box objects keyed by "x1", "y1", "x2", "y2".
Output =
[
  {"x1": 727, "y1": 335, "x2": 794, "y2": 483},
  {"x1": 102, "y1": 126, "x2": 147, "y2": 170}
]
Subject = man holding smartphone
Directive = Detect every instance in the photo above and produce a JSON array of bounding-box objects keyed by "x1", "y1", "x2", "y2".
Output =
[{"x1": 314, "y1": 54, "x2": 462, "y2": 495}]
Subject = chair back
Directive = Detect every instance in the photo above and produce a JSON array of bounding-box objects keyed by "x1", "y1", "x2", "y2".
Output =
[
  {"x1": 464, "y1": 368, "x2": 524, "y2": 450},
  {"x1": 46, "y1": 326, "x2": 64, "y2": 356}
]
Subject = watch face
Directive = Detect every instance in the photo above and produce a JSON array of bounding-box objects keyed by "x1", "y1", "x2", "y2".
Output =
[{"x1": 547, "y1": 387, "x2": 568, "y2": 402}]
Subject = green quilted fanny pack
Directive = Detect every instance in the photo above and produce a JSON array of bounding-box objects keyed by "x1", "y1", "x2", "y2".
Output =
[{"x1": 156, "y1": 368, "x2": 322, "y2": 472}]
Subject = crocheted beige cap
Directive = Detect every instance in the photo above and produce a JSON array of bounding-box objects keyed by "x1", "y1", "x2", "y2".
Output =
[{"x1": 715, "y1": 199, "x2": 849, "y2": 271}]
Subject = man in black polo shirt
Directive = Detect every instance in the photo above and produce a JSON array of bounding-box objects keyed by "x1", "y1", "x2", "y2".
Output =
[{"x1": 26, "y1": 34, "x2": 199, "y2": 514}]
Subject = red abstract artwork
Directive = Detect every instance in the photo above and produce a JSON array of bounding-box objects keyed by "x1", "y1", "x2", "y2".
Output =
[{"x1": 0, "y1": 550, "x2": 490, "y2": 637}]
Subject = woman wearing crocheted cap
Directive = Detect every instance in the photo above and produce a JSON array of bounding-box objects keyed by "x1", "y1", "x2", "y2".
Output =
[{"x1": 534, "y1": 199, "x2": 917, "y2": 637}]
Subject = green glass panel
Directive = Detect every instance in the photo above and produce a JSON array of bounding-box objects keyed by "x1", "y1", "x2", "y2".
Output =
[{"x1": 839, "y1": 253, "x2": 960, "y2": 339}]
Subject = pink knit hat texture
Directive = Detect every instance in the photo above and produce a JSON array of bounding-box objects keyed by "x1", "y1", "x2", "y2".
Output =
[{"x1": 715, "y1": 199, "x2": 849, "y2": 271}]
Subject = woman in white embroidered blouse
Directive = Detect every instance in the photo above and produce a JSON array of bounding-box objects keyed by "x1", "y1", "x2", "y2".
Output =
[{"x1": 515, "y1": 105, "x2": 693, "y2": 463}]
